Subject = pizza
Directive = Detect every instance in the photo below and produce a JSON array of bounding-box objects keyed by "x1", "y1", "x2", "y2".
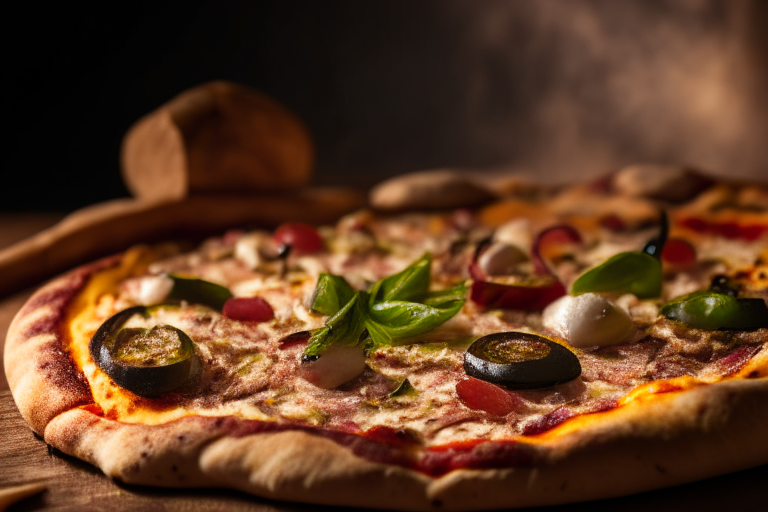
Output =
[{"x1": 4, "y1": 166, "x2": 768, "y2": 510}]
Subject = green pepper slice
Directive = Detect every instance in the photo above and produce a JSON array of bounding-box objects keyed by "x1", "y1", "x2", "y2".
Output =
[
  {"x1": 89, "y1": 306, "x2": 197, "y2": 396},
  {"x1": 167, "y1": 274, "x2": 233, "y2": 311},
  {"x1": 660, "y1": 291, "x2": 768, "y2": 330}
]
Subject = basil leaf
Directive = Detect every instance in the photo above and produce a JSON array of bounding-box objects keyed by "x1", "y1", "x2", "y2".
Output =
[
  {"x1": 305, "y1": 291, "x2": 368, "y2": 357},
  {"x1": 423, "y1": 283, "x2": 468, "y2": 307},
  {"x1": 369, "y1": 253, "x2": 431, "y2": 305},
  {"x1": 311, "y1": 273, "x2": 355, "y2": 316},
  {"x1": 366, "y1": 283, "x2": 466, "y2": 348},
  {"x1": 363, "y1": 319, "x2": 395, "y2": 348},
  {"x1": 304, "y1": 254, "x2": 467, "y2": 357},
  {"x1": 571, "y1": 252, "x2": 662, "y2": 299}
]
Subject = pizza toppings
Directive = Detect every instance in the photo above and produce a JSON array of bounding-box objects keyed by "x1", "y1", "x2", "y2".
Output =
[
  {"x1": 661, "y1": 238, "x2": 696, "y2": 266},
  {"x1": 304, "y1": 253, "x2": 466, "y2": 358},
  {"x1": 476, "y1": 242, "x2": 528, "y2": 276},
  {"x1": 222, "y1": 296, "x2": 275, "y2": 323},
  {"x1": 470, "y1": 277, "x2": 566, "y2": 312},
  {"x1": 543, "y1": 293, "x2": 634, "y2": 348},
  {"x1": 469, "y1": 225, "x2": 580, "y2": 311},
  {"x1": 299, "y1": 344, "x2": 367, "y2": 389},
  {"x1": 137, "y1": 274, "x2": 175, "y2": 305},
  {"x1": 530, "y1": 225, "x2": 582, "y2": 276},
  {"x1": 463, "y1": 332, "x2": 581, "y2": 389},
  {"x1": 571, "y1": 212, "x2": 668, "y2": 298},
  {"x1": 59, "y1": 196, "x2": 766, "y2": 451},
  {"x1": 272, "y1": 222, "x2": 324, "y2": 255},
  {"x1": 456, "y1": 377, "x2": 523, "y2": 416},
  {"x1": 166, "y1": 274, "x2": 233, "y2": 310},
  {"x1": 660, "y1": 291, "x2": 768, "y2": 330},
  {"x1": 89, "y1": 306, "x2": 197, "y2": 397}
]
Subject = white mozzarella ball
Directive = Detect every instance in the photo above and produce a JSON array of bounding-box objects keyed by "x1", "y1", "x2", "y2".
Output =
[
  {"x1": 138, "y1": 275, "x2": 174, "y2": 306},
  {"x1": 477, "y1": 242, "x2": 528, "y2": 276},
  {"x1": 299, "y1": 344, "x2": 367, "y2": 389},
  {"x1": 494, "y1": 218, "x2": 532, "y2": 251},
  {"x1": 543, "y1": 293, "x2": 634, "y2": 348}
]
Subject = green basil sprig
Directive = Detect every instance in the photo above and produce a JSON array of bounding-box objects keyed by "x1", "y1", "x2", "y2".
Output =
[
  {"x1": 304, "y1": 254, "x2": 467, "y2": 357},
  {"x1": 571, "y1": 252, "x2": 662, "y2": 298},
  {"x1": 660, "y1": 291, "x2": 768, "y2": 330},
  {"x1": 571, "y1": 211, "x2": 667, "y2": 298}
]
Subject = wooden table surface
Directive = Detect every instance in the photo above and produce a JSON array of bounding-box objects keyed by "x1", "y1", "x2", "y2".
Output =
[{"x1": 0, "y1": 214, "x2": 765, "y2": 511}]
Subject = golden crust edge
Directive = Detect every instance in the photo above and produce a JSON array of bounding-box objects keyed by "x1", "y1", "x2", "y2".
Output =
[{"x1": 42, "y1": 378, "x2": 768, "y2": 511}]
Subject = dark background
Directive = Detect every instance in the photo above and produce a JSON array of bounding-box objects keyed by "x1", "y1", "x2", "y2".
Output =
[{"x1": 2, "y1": 0, "x2": 767, "y2": 213}]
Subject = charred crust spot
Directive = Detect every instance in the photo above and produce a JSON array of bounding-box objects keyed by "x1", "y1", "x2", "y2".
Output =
[
  {"x1": 141, "y1": 451, "x2": 149, "y2": 459},
  {"x1": 37, "y1": 341, "x2": 92, "y2": 400},
  {"x1": 431, "y1": 499, "x2": 444, "y2": 508},
  {"x1": 19, "y1": 255, "x2": 120, "y2": 323},
  {"x1": 177, "y1": 435, "x2": 186, "y2": 442},
  {"x1": 747, "y1": 371, "x2": 760, "y2": 379},
  {"x1": 25, "y1": 313, "x2": 63, "y2": 339},
  {"x1": 20, "y1": 276, "x2": 81, "y2": 319},
  {"x1": 171, "y1": 465, "x2": 178, "y2": 472}
]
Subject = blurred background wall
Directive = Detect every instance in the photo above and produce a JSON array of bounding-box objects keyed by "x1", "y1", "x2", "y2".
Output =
[{"x1": 2, "y1": 0, "x2": 766, "y2": 212}]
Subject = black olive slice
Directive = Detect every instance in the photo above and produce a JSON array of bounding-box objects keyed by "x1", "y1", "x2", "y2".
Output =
[
  {"x1": 89, "y1": 306, "x2": 197, "y2": 397},
  {"x1": 167, "y1": 274, "x2": 233, "y2": 311},
  {"x1": 464, "y1": 332, "x2": 581, "y2": 389}
]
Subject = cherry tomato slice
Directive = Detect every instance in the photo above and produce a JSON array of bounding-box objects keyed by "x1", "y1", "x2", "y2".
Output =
[
  {"x1": 222, "y1": 297, "x2": 275, "y2": 323},
  {"x1": 661, "y1": 238, "x2": 696, "y2": 266},
  {"x1": 273, "y1": 223, "x2": 324, "y2": 254},
  {"x1": 456, "y1": 377, "x2": 523, "y2": 416}
]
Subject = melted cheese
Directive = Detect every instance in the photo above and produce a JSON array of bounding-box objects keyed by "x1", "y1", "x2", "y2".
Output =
[{"x1": 63, "y1": 212, "x2": 768, "y2": 446}]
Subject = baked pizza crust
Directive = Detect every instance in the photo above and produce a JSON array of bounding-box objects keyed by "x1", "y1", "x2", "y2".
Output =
[
  {"x1": 40, "y1": 376, "x2": 767, "y2": 511},
  {"x1": 6, "y1": 253, "x2": 767, "y2": 510}
]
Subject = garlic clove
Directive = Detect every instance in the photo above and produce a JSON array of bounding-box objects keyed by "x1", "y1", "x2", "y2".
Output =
[{"x1": 299, "y1": 344, "x2": 366, "y2": 389}]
